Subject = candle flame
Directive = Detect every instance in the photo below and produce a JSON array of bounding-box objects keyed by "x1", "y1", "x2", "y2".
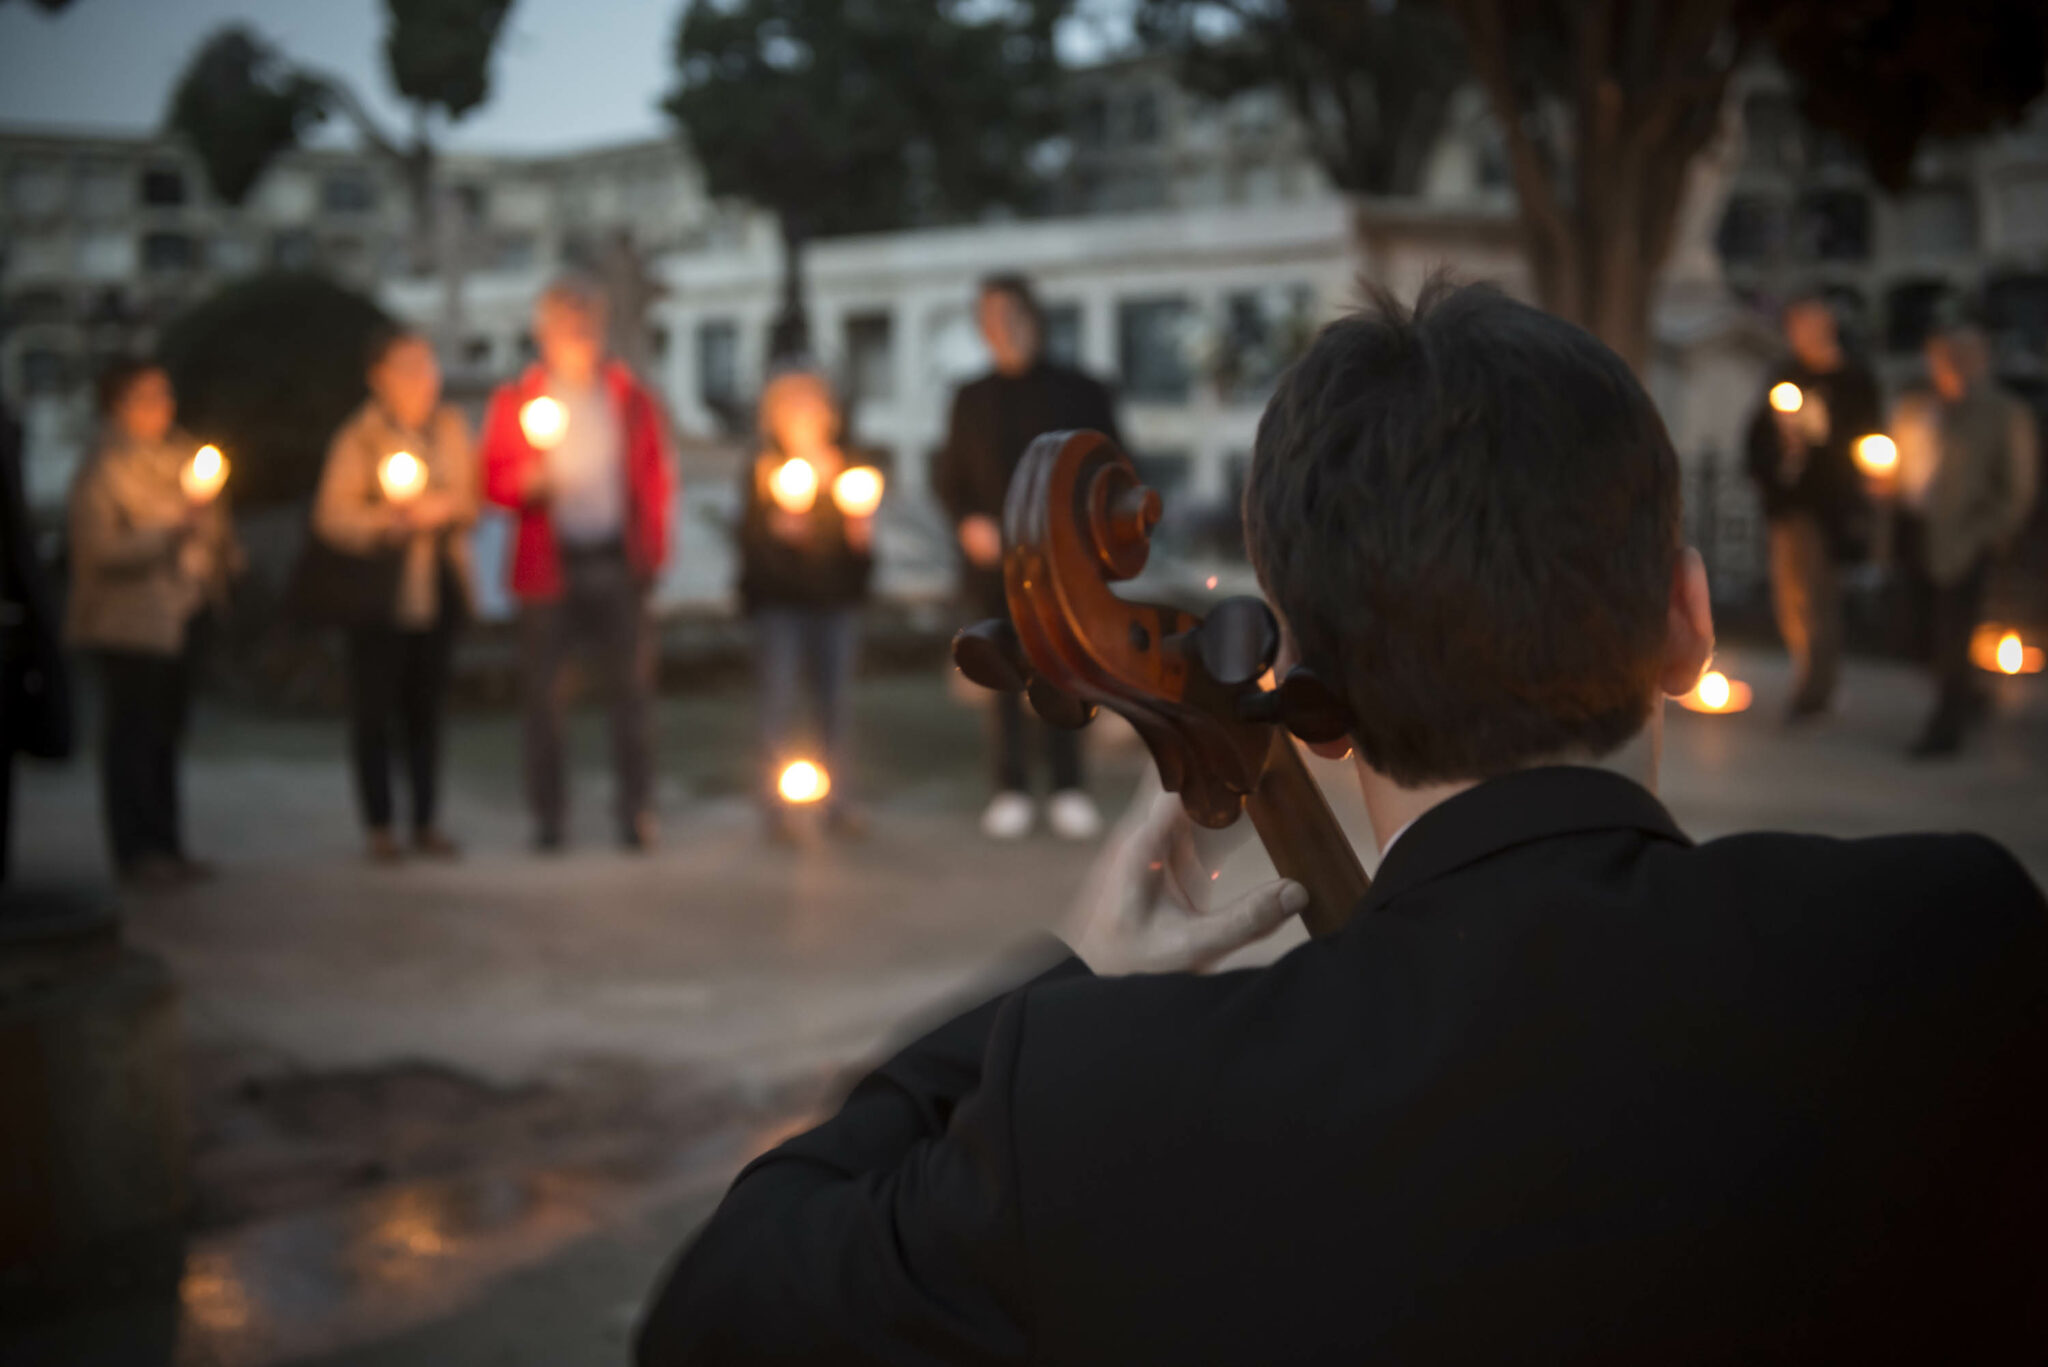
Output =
[
  {"x1": 1678, "y1": 669, "x2": 1753, "y2": 714},
  {"x1": 1970, "y1": 624, "x2": 2045, "y2": 675},
  {"x1": 181, "y1": 444, "x2": 228, "y2": 501},
  {"x1": 1205, "y1": 575, "x2": 1219, "y2": 590},
  {"x1": 519, "y1": 396, "x2": 566, "y2": 450},
  {"x1": 1854, "y1": 433, "x2": 1898, "y2": 476},
  {"x1": 778, "y1": 760, "x2": 830, "y2": 805},
  {"x1": 1997, "y1": 632, "x2": 2023, "y2": 675},
  {"x1": 379, "y1": 450, "x2": 426, "y2": 502},
  {"x1": 831, "y1": 465, "x2": 884, "y2": 518},
  {"x1": 770, "y1": 457, "x2": 819, "y2": 514},
  {"x1": 1769, "y1": 382, "x2": 1803, "y2": 414}
]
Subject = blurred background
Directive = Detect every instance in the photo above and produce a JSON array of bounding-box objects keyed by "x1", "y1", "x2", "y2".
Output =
[{"x1": 1, "y1": 1, "x2": 2045, "y2": 1363}]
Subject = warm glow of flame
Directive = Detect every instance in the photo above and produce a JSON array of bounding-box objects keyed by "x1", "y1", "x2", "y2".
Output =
[
  {"x1": 1769, "y1": 382, "x2": 1803, "y2": 414},
  {"x1": 519, "y1": 396, "x2": 566, "y2": 449},
  {"x1": 1854, "y1": 433, "x2": 1898, "y2": 476},
  {"x1": 770, "y1": 457, "x2": 819, "y2": 514},
  {"x1": 1205, "y1": 575, "x2": 1219, "y2": 590},
  {"x1": 181, "y1": 444, "x2": 228, "y2": 501},
  {"x1": 379, "y1": 450, "x2": 426, "y2": 502},
  {"x1": 778, "y1": 759, "x2": 830, "y2": 804},
  {"x1": 1971, "y1": 624, "x2": 2046, "y2": 675},
  {"x1": 831, "y1": 465, "x2": 884, "y2": 518},
  {"x1": 1678, "y1": 669, "x2": 1754, "y2": 714}
]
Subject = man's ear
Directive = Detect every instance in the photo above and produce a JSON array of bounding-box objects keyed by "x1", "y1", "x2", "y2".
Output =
[{"x1": 1658, "y1": 546, "x2": 1715, "y2": 697}]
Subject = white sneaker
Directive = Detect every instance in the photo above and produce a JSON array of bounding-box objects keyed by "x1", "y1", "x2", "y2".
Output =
[
  {"x1": 1046, "y1": 789, "x2": 1103, "y2": 842},
  {"x1": 981, "y1": 791, "x2": 1035, "y2": 840}
]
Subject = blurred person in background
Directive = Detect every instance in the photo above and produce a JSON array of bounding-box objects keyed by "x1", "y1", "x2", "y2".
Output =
[
  {"x1": 1, "y1": 395, "x2": 73, "y2": 883},
  {"x1": 1906, "y1": 324, "x2": 2039, "y2": 758},
  {"x1": 66, "y1": 360, "x2": 239, "y2": 891},
  {"x1": 481, "y1": 276, "x2": 675, "y2": 853},
  {"x1": 737, "y1": 364, "x2": 875, "y2": 843},
  {"x1": 1745, "y1": 293, "x2": 1882, "y2": 722},
  {"x1": 935, "y1": 273, "x2": 1121, "y2": 842},
  {"x1": 314, "y1": 326, "x2": 477, "y2": 863}
]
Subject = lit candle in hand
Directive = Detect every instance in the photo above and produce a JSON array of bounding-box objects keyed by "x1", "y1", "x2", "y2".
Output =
[
  {"x1": 1853, "y1": 433, "x2": 1898, "y2": 479},
  {"x1": 379, "y1": 450, "x2": 427, "y2": 503},
  {"x1": 520, "y1": 396, "x2": 566, "y2": 450},
  {"x1": 181, "y1": 445, "x2": 229, "y2": 503},
  {"x1": 769, "y1": 457, "x2": 819, "y2": 514},
  {"x1": 1768, "y1": 382, "x2": 1803, "y2": 414},
  {"x1": 831, "y1": 466, "x2": 884, "y2": 519},
  {"x1": 1677, "y1": 669, "x2": 1754, "y2": 714},
  {"x1": 778, "y1": 759, "x2": 830, "y2": 805}
]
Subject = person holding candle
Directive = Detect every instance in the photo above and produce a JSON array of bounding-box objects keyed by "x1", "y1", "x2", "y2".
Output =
[
  {"x1": 1743, "y1": 293, "x2": 1882, "y2": 723},
  {"x1": 313, "y1": 326, "x2": 478, "y2": 862},
  {"x1": 1903, "y1": 324, "x2": 2039, "y2": 758},
  {"x1": 65, "y1": 359, "x2": 239, "y2": 890},
  {"x1": 934, "y1": 273, "x2": 1121, "y2": 842},
  {"x1": 480, "y1": 275, "x2": 675, "y2": 852},
  {"x1": 736, "y1": 363, "x2": 876, "y2": 842}
]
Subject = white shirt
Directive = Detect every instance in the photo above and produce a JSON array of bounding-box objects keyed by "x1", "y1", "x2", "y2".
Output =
[{"x1": 544, "y1": 378, "x2": 626, "y2": 546}]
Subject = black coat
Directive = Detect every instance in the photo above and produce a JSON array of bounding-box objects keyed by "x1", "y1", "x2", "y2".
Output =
[
  {"x1": 638, "y1": 766, "x2": 2048, "y2": 1365},
  {"x1": 1744, "y1": 358, "x2": 1883, "y2": 557},
  {"x1": 933, "y1": 363, "x2": 1122, "y2": 616},
  {"x1": 735, "y1": 446, "x2": 876, "y2": 615}
]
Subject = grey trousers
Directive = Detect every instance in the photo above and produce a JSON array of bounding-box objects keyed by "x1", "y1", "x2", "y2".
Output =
[
  {"x1": 1769, "y1": 513, "x2": 1842, "y2": 713},
  {"x1": 519, "y1": 547, "x2": 655, "y2": 840}
]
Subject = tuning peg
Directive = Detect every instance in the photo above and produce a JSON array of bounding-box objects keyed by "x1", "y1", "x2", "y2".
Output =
[
  {"x1": 1274, "y1": 667, "x2": 1352, "y2": 744},
  {"x1": 953, "y1": 618, "x2": 1031, "y2": 693},
  {"x1": 1192, "y1": 596, "x2": 1280, "y2": 687},
  {"x1": 1027, "y1": 677, "x2": 1098, "y2": 730}
]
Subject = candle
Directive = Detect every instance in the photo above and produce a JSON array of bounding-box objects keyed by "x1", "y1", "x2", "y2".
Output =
[
  {"x1": 830, "y1": 465, "x2": 884, "y2": 519},
  {"x1": 181, "y1": 444, "x2": 229, "y2": 502},
  {"x1": 1973, "y1": 625, "x2": 2045, "y2": 676},
  {"x1": 1769, "y1": 382, "x2": 1803, "y2": 414},
  {"x1": 379, "y1": 450, "x2": 427, "y2": 502},
  {"x1": 519, "y1": 396, "x2": 566, "y2": 450},
  {"x1": 777, "y1": 759, "x2": 830, "y2": 805},
  {"x1": 769, "y1": 457, "x2": 819, "y2": 514},
  {"x1": 1854, "y1": 433, "x2": 1898, "y2": 477},
  {"x1": 1677, "y1": 669, "x2": 1753, "y2": 714}
]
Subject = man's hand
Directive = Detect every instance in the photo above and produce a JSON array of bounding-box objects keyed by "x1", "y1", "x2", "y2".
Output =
[
  {"x1": 1064, "y1": 788, "x2": 1306, "y2": 976},
  {"x1": 959, "y1": 514, "x2": 1002, "y2": 569}
]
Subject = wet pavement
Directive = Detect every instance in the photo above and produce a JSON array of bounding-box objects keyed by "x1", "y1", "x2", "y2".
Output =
[{"x1": 4, "y1": 651, "x2": 2045, "y2": 1365}]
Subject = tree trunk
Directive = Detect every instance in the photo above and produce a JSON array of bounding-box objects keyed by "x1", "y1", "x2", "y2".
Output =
[{"x1": 768, "y1": 214, "x2": 811, "y2": 363}]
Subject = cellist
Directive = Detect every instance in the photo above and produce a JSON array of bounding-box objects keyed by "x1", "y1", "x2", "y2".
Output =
[{"x1": 637, "y1": 282, "x2": 2048, "y2": 1364}]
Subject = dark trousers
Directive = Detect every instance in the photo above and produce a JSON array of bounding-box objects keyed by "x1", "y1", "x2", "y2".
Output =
[
  {"x1": 347, "y1": 616, "x2": 457, "y2": 834},
  {"x1": 519, "y1": 547, "x2": 654, "y2": 840},
  {"x1": 94, "y1": 648, "x2": 189, "y2": 873},
  {"x1": 1769, "y1": 513, "x2": 1842, "y2": 712},
  {"x1": 753, "y1": 606, "x2": 860, "y2": 809},
  {"x1": 1922, "y1": 557, "x2": 1991, "y2": 746},
  {"x1": 993, "y1": 690, "x2": 1083, "y2": 795}
]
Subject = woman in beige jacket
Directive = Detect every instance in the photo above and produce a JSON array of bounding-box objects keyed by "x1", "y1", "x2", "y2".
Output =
[
  {"x1": 66, "y1": 359, "x2": 238, "y2": 889},
  {"x1": 313, "y1": 327, "x2": 477, "y2": 862}
]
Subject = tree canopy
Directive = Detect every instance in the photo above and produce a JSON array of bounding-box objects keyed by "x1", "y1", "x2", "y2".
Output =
[
  {"x1": 165, "y1": 28, "x2": 331, "y2": 206},
  {"x1": 158, "y1": 273, "x2": 392, "y2": 508},
  {"x1": 385, "y1": 0, "x2": 514, "y2": 123}
]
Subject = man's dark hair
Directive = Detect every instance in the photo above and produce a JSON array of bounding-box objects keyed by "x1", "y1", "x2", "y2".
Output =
[
  {"x1": 978, "y1": 272, "x2": 1044, "y2": 328},
  {"x1": 364, "y1": 321, "x2": 424, "y2": 371},
  {"x1": 1245, "y1": 279, "x2": 1682, "y2": 786},
  {"x1": 94, "y1": 356, "x2": 161, "y2": 417}
]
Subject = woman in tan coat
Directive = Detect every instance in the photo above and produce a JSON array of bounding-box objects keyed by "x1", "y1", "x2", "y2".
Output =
[
  {"x1": 313, "y1": 327, "x2": 477, "y2": 862},
  {"x1": 67, "y1": 359, "x2": 238, "y2": 889}
]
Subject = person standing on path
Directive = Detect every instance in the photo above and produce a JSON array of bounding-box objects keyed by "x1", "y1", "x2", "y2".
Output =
[
  {"x1": 314, "y1": 326, "x2": 478, "y2": 862},
  {"x1": 934, "y1": 274, "x2": 1121, "y2": 843},
  {"x1": 1744, "y1": 293, "x2": 1882, "y2": 722},
  {"x1": 480, "y1": 276, "x2": 675, "y2": 852}
]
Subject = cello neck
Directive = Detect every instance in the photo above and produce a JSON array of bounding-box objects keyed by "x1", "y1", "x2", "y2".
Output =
[{"x1": 1243, "y1": 729, "x2": 1370, "y2": 937}]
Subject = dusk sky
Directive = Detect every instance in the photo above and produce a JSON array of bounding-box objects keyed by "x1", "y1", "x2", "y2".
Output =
[{"x1": 0, "y1": 0, "x2": 1133, "y2": 156}]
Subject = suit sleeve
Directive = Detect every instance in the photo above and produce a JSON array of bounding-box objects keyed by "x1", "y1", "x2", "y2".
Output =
[
  {"x1": 1744, "y1": 394, "x2": 1780, "y2": 491},
  {"x1": 635, "y1": 950, "x2": 1089, "y2": 1366},
  {"x1": 933, "y1": 386, "x2": 973, "y2": 526},
  {"x1": 1090, "y1": 376, "x2": 1125, "y2": 450}
]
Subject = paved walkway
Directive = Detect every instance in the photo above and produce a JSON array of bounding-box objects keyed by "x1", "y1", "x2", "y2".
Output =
[{"x1": 6, "y1": 649, "x2": 2044, "y2": 1365}]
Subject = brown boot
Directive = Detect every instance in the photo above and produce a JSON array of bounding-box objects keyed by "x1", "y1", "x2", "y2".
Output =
[
  {"x1": 413, "y1": 828, "x2": 462, "y2": 860},
  {"x1": 366, "y1": 828, "x2": 405, "y2": 865}
]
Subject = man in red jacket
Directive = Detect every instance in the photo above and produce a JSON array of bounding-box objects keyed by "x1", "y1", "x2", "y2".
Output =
[{"x1": 481, "y1": 275, "x2": 674, "y2": 851}]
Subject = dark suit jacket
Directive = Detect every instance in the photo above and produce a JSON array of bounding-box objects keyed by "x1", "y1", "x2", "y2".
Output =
[
  {"x1": 1744, "y1": 357, "x2": 1883, "y2": 557},
  {"x1": 931, "y1": 363, "x2": 1122, "y2": 617},
  {"x1": 638, "y1": 767, "x2": 2048, "y2": 1365}
]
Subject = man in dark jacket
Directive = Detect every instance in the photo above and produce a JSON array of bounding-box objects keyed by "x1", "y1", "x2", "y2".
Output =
[
  {"x1": 1, "y1": 396, "x2": 73, "y2": 883},
  {"x1": 933, "y1": 275, "x2": 1122, "y2": 844},
  {"x1": 640, "y1": 283, "x2": 2048, "y2": 1365},
  {"x1": 1744, "y1": 293, "x2": 1883, "y2": 721}
]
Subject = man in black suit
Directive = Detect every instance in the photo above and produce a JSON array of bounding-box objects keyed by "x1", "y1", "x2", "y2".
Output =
[
  {"x1": 639, "y1": 282, "x2": 2048, "y2": 1364},
  {"x1": 933, "y1": 274, "x2": 1122, "y2": 843}
]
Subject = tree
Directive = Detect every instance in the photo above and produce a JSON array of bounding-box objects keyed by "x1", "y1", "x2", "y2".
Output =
[
  {"x1": 166, "y1": 1, "x2": 514, "y2": 338},
  {"x1": 668, "y1": 0, "x2": 1071, "y2": 360},
  {"x1": 159, "y1": 273, "x2": 393, "y2": 508},
  {"x1": 1134, "y1": 0, "x2": 1468, "y2": 197}
]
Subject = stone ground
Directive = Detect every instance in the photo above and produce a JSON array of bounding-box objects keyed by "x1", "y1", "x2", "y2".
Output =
[{"x1": 4, "y1": 646, "x2": 2046, "y2": 1366}]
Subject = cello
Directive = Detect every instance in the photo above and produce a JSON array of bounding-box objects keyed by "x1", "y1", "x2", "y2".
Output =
[{"x1": 952, "y1": 429, "x2": 1370, "y2": 936}]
